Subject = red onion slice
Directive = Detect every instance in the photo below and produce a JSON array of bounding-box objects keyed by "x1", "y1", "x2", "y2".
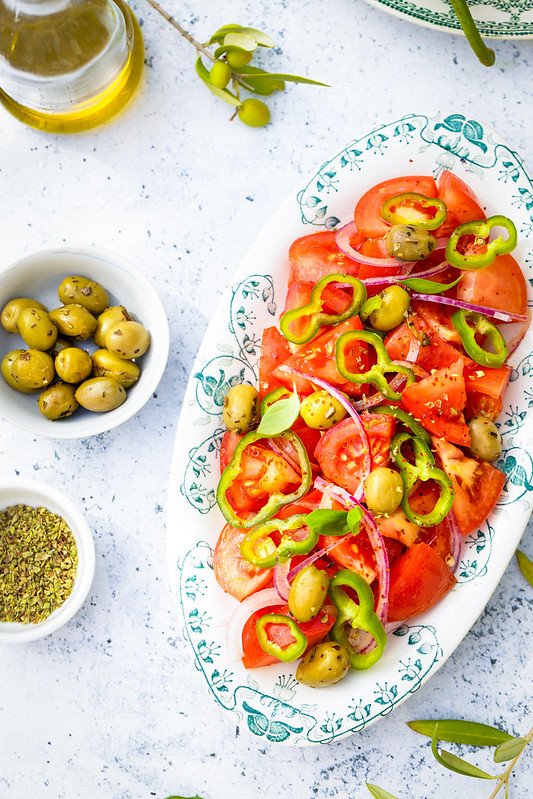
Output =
[
  {"x1": 361, "y1": 261, "x2": 450, "y2": 288},
  {"x1": 406, "y1": 334, "x2": 421, "y2": 364},
  {"x1": 278, "y1": 367, "x2": 371, "y2": 499},
  {"x1": 392, "y1": 359, "x2": 429, "y2": 379},
  {"x1": 225, "y1": 587, "x2": 283, "y2": 662},
  {"x1": 446, "y1": 508, "x2": 462, "y2": 575},
  {"x1": 335, "y1": 221, "x2": 405, "y2": 268},
  {"x1": 411, "y1": 292, "x2": 529, "y2": 324},
  {"x1": 273, "y1": 557, "x2": 292, "y2": 601},
  {"x1": 286, "y1": 532, "x2": 354, "y2": 582}
]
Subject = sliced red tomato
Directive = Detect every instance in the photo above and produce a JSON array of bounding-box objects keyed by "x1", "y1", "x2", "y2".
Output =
[
  {"x1": 258, "y1": 326, "x2": 292, "y2": 399},
  {"x1": 213, "y1": 524, "x2": 273, "y2": 602},
  {"x1": 463, "y1": 362, "x2": 511, "y2": 401},
  {"x1": 320, "y1": 530, "x2": 378, "y2": 584},
  {"x1": 271, "y1": 315, "x2": 370, "y2": 397},
  {"x1": 387, "y1": 542, "x2": 456, "y2": 623},
  {"x1": 457, "y1": 253, "x2": 528, "y2": 318},
  {"x1": 242, "y1": 601, "x2": 337, "y2": 668},
  {"x1": 354, "y1": 175, "x2": 438, "y2": 239},
  {"x1": 434, "y1": 170, "x2": 486, "y2": 237},
  {"x1": 465, "y1": 391, "x2": 503, "y2": 421},
  {"x1": 419, "y1": 517, "x2": 453, "y2": 564},
  {"x1": 288, "y1": 231, "x2": 361, "y2": 284},
  {"x1": 314, "y1": 413, "x2": 396, "y2": 495},
  {"x1": 433, "y1": 437, "x2": 505, "y2": 536},
  {"x1": 375, "y1": 506, "x2": 420, "y2": 548},
  {"x1": 412, "y1": 300, "x2": 463, "y2": 345},
  {"x1": 401, "y1": 360, "x2": 470, "y2": 446},
  {"x1": 283, "y1": 280, "x2": 354, "y2": 317}
]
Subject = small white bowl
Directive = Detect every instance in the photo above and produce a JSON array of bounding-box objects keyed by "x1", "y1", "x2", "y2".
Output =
[
  {"x1": 0, "y1": 478, "x2": 95, "y2": 643},
  {"x1": 0, "y1": 246, "x2": 169, "y2": 438}
]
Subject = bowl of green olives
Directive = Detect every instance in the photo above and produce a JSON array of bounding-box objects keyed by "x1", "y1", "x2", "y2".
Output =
[{"x1": 0, "y1": 247, "x2": 169, "y2": 438}]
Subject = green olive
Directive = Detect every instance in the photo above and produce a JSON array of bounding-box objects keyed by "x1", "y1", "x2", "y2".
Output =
[
  {"x1": 104, "y1": 320, "x2": 150, "y2": 359},
  {"x1": 48, "y1": 336, "x2": 73, "y2": 358},
  {"x1": 364, "y1": 467, "x2": 404, "y2": 516},
  {"x1": 226, "y1": 49, "x2": 253, "y2": 68},
  {"x1": 288, "y1": 565, "x2": 330, "y2": 623},
  {"x1": 94, "y1": 305, "x2": 132, "y2": 348},
  {"x1": 75, "y1": 376, "x2": 126, "y2": 412},
  {"x1": 1, "y1": 350, "x2": 38, "y2": 393},
  {"x1": 1, "y1": 298, "x2": 47, "y2": 333},
  {"x1": 9, "y1": 349, "x2": 55, "y2": 389},
  {"x1": 299, "y1": 390, "x2": 347, "y2": 430},
  {"x1": 369, "y1": 285, "x2": 411, "y2": 332},
  {"x1": 468, "y1": 416, "x2": 502, "y2": 462},
  {"x1": 49, "y1": 304, "x2": 97, "y2": 341},
  {"x1": 17, "y1": 307, "x2": 58, "y2": 351},
  {"x1": 385, "y1": 224, "x2": 437, "y2": 261},
  {"x1": 209, "y1": 60, "x2": 232, "y2": 88},
  {"x1": 55, "y1": 347, "x2": 93, "y2": 383},
  {"x1": 91, "y1": 348, "x2": 140, "y2": 388},
  {"x1": 38, "y1": 382, "x2": 79, "y2": 420},
  {"x1": 296, "y1": 641, "x2": 351, "y2": 688},
  {"x1": 223, "y1": 384, "x2": 259, "y2": 433},
  {"x1": 237, "y1": 98, "x2": 270, "y2": 128},
  {"x1": 57, "y1": 275, "x2": 110, "y2": 314}
]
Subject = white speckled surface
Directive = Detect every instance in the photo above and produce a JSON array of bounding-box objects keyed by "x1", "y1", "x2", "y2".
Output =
[{"x1": 0, "y1": 2, "x2": 532, "y2": 797}]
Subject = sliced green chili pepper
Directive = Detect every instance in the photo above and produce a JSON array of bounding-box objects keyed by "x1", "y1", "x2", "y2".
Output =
[
  {"x1": 256, "y1": 613, "x2": 307, "y2": 662},
  {"x1": 216, "y1": 430, "x2": 312, "y2": 529},
  {"x1": 328, "y1": 569, "x2": 386, "y2": 670},
  {"x1": 381, "y1": 192, "x2": 448, "y2": 231},
  {"x1": 260, "y1": 386, "x2": 291, "y2": 417},
  {"x1": 451, "y1": 310, "x2": 508, "y2": 368},
  {"x1": 335, "y1": 330, "x2": 415, "y2": 402},
  {"x1": 370, "y1": 404, "x2": 432, "y2": 445},
  {"x1": 280, "y1": 273, "x2": 367, "y2": 345},
  {"x1": 445, "y1": 215, "x2": 517, "y2": 270},
  {"x1": 240, "y1": 514, "x2": 318, "y2": 567},
  {"x1": 359, "y1": 295, "x2": 382, "y2": 322},
  {"x1": 390, "y1": 432, "x2": 454, "y2": 527}
]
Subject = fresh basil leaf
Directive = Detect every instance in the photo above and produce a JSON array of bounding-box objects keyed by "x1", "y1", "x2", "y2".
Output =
[
  {"x1": 408, "y1": 719, "x2": 514, "y2": 746},
  {"x1": 306, "y1": 509, "x2": 349, "y2": 536},
  {"x1": 399, "y1": 276, "x2": 461, "y2": 294},
  {"x1": 194, "y1": 57, "x2": 240, "y2": 106},
  {"x1": 516, "y1": 549, "x2": 533, "y2": 588},
  {"x1": 431, "y1": 725, "x2": 497, "y2": 779},
  {"x1": 256, "y1": 386, "x2": 300, "y2": 436},
  {"x1": 360, "y1": 295, "x2": 381, "y2": 321},
  {"x1": 347, "y1": 506, "x2": 363, "y2": 532},
  {"x1": 494, "y1": 737, "x2": 528, "y2": 763},
  {"x1": 366, "y1": 784, "x2": 400, "y2": 799}
]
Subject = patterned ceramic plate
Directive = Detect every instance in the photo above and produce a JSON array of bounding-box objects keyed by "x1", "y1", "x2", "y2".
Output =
[
  {"x1": 167, "y1": 113, "x2": 533, "y2": 746},
  {"x1": 363, "y1": 0, "x2": 533, "y2": 38}
]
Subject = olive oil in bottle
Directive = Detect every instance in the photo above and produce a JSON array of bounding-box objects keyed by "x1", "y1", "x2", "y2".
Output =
[{"x1": 0, "y1": 0, "x2": 144, "y2": 132}]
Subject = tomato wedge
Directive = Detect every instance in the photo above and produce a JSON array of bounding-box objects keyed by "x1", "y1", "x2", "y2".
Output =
[
  {"x1": 401, "y1": 360, "x2": 470, "y2": 446},
  {"x1": 258, "y1": 326, "x2": 292, "y2": 399},
  {"x1": 387, "y1": 542, "x2": 456, "y2": 623},
  {"x1": 354, "y1": 175, "x2": 438, "y2": 239},
  {"x1": 457, "y1": 253, "x2": 528, "y2": 318},
  {"x1": 433, "y1": 437, "x2": 505, "y2": 536},
  {"x1": 288, "y1": 231, "x2": 360, "y2": 284},
  {"x1": 434, "y1": 170, "x2": 486, "y2": 237},
  {"x1": 242, "y1": 602, "x2": 337, "y2": 668},
  {"x1": 213, "y1": 524, "x2": 273, "y2": 601},
  {"x1": 314, "y1": 413, "x2": 396, "y2": 495}
]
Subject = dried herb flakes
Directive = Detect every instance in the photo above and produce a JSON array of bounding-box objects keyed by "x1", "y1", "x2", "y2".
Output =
[{"x1": 0, "y1": 504, "x2": 78, "y2": 624}]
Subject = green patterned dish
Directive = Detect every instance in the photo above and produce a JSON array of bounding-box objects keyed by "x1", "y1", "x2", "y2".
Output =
[
  {"x1": 363, "y1": 0, "x2": 533, "y2": 38},
  {"x1": 167, "y1": 113, "x2": 533, "y2": 745}
]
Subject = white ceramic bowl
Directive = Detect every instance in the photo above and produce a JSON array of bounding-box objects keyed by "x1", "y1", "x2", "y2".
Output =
[
  {"x1": 0, "y1": 478, "x2": 95, "y2": 643},
  {"x1": 0, "y1": 246, "x2": 169, "y2": 438}
]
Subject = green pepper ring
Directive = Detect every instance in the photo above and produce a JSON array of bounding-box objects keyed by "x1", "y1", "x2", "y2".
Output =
[
  {"x1": 255, "y1": 613, "x2": 308, "y2": 662},
  {"x1": 216, "y1": 429, "x2": 312, "y2": 529},
  {"x1": 450, "y1": 309, "x2": 508, "y2": 368},
  {"x1": 240, "y1": 514, "x2": 318, "y2": 568},
  {"x1": 336, "y1": 329, "x2": 415, "y2": 402},
  {"x1": 329, "y1": 569, "x2": 387, "y2": 670},
  {"x1": 445, "y1": 214, "x2": 517, "y2": 271},
  {"x1": 380, "y1": 192, "x2": 448, "y2": 231}
]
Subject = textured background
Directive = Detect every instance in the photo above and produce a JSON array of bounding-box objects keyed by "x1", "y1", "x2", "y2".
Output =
[{"x1": 0, "y1": 1, "x2": 532, "y2": 797}]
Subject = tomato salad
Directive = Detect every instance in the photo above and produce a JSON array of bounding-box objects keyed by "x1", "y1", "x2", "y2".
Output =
[{"x1": 213, "y1": 171, "x2": 529, "y2": 689}]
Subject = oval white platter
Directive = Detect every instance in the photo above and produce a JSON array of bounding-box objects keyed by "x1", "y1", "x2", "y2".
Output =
[
  {"x1": 167, "y1": 112, "x2": 533, "y2": 746},
  {"x1": 362, "y1": 0, "x2": 533, "y2": 38}
]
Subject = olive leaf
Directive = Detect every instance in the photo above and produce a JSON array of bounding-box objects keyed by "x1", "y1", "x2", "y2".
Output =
[
  {"x1": 431, "y1": 724, "x2": 497, "y2": 780},
  {"x1": 408, "y1": 718, "x2": 514, "y2": 746},
  {"x1": 208, "y1": 25, "x2": 274, "y2": 47},
  {"x1": 256, "y1": 385, "x2": 300, "y2": 436},
  {"x1": 399, "y1": 276, "x2": 462, "y2": 294},
  {"x1": 232, "y1": 66, "x2": 285, "y2": 95},
  {"x1": 366, "y1": 784, "x2": 400, "y2": 799},
  {"x1": 194, "y1": 57, "x2": 240, "y2": 106},
  {"x1": 516, "y1": 549, "x2": 533, "y2": 588},
  {"x1": 250, "y1": 72, "x2": 329, "y2": 86},
  {"x1": 494, "y1": 736, "x2": 528, "y2": 763}
]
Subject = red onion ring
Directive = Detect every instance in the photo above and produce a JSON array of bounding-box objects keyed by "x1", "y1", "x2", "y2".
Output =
[
  {"x1": 352, "y1": 372, "x2": 407, "y2": 411},
  {"x1": 335, "y1": 221, "x2": 406, "y2": 268},
  {"x1": 411, "y1": 292, "x2": 529, "y2": 324},
  {"x1": 286, "y1": 531, "x2": 354, "y2": 582},
  {"x1": 406, "y1": 334, "x2": 421, "y2": 364},
  {"x1": 225, "y1": 587, "x2": 283, "y2": 662},
  {"x1": 278, "y1": 368, "x2": 371, "y2": 499},
  {"x1": 361, "y1": 261, "x2": 450, "y2": 288},
  {"x1": 446, "y1": 508, "x2": 462, "y2": 575},
  {"x1": 273, "y1": 557, "x2": 292, "y2": 601}
]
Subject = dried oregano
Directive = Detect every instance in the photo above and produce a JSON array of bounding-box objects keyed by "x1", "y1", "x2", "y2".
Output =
[{"x1": 0, "y1": 504, "x2": 78, "y2": 624}]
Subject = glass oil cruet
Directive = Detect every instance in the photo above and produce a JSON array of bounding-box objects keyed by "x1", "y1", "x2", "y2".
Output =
[{"x1": 0, "y1": 0, "x2": 144, "y2": 132}]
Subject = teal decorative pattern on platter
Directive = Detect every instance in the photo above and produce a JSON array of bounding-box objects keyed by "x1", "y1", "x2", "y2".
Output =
[
  {"x1": 167, "y1": 113, "x2": 533, "y2": 745},
  {"x1": 362, "y1": 0, "x2": 533, "y2": 38}
]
